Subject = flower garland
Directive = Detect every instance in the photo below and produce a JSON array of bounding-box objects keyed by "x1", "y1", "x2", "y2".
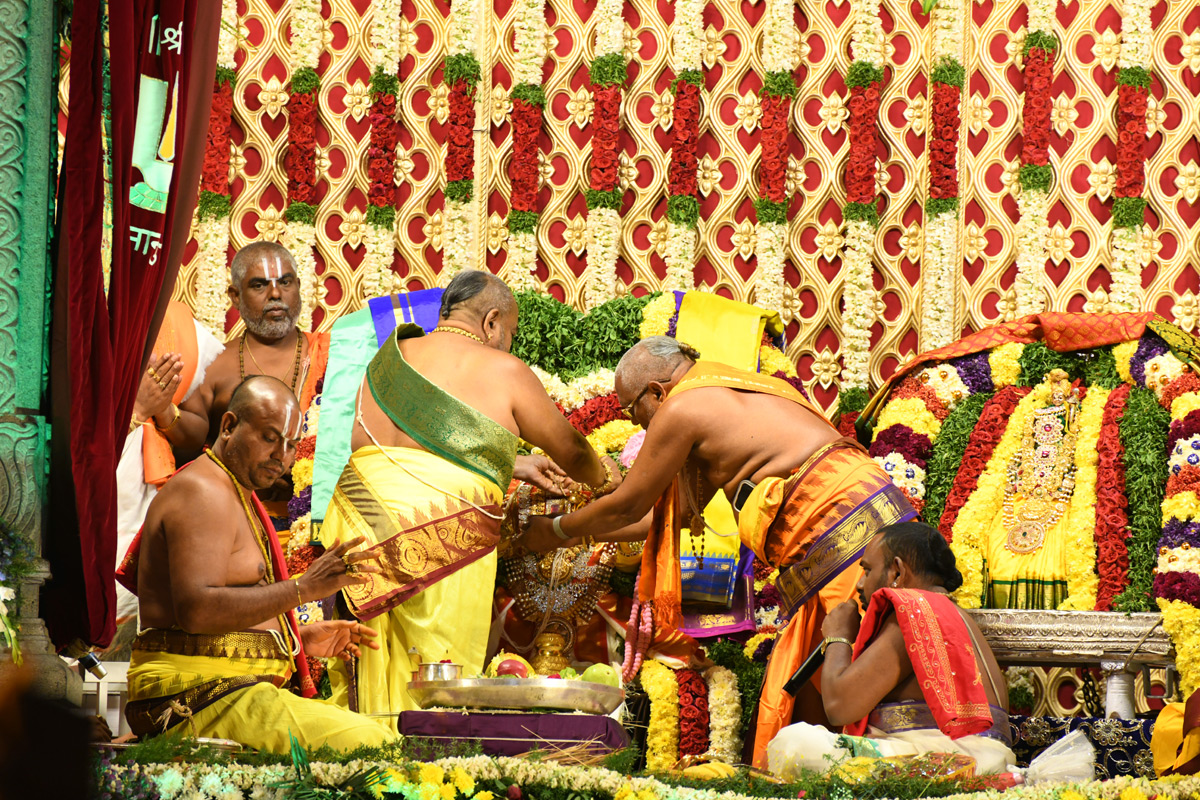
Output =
[
  {"x1": 663, "y1": 0, "x2": 704, "y2": 292},
  {"x1": 701, "y1": 665, "x2": 742, "y2": 764},
  {"x1": 1012, "y1": 0, "x2": 1057, "y2": 317},
  {"x1": 676, "y1": 668, "x2": 710, "y2": 756},
  {"x1": 641, "y1": 660, "x2": 680, "y2": 772},
  {"x1": 193, "y1": 0, "x2": 239, "y2": 337},
  {"x1": 638, "y1": 292, "x2": 679, "y2": 338},
  {"x1": 837, "y1": 0, "x2": 884, "y2": 391},
  {"x1": 505, "y1": 0, "x2": 549, "y2": 293},
  {"x1": 283, "y1": 0, "x2": 323, "y2": 329},
  {"x1": 752, "y1": 0, "x2": 797, "y2": 315},
  {"x1": 1094, "y1": 384, "x2": 1131, "y2": 610},
  {"x1": 442, "y1": 0, "x2": 483, "y2": 284},
  {"x1": 583, "y1": 0, "x2": 627, "y2": 307},
  {"x1": 621, "y1": 573, "x2": 653, "y2": 681},
  {"x1": 586, "y1": 419, "x2": 641, "y2": 456},
  {"x1": 1058, "y1": 387, "x2": 1104, "y2": 611},
  {"x1": 919, "y1": 0, "x2": 964, "y2": 351},
  {"x1": 529, "y1": 366, "x2": 617, "y2": 412},
  {"x1": 361, "y1": 0, "x2": 405, "y2": 300},
  {"x1": 1108, "y1": 0, "x2": 1153, "y2": 313}
]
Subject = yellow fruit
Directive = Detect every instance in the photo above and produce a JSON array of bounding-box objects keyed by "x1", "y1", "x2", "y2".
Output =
[{"x1": 681, "y1": 761, "x2": 737, "y2": 780}]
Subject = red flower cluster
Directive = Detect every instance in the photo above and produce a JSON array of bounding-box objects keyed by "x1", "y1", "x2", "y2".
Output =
[
  {"x1": 759, "y1": 95, "x2": 791, "y2": 204},
  {"x1": 928, "y1": 82, "x2": 960, "y2": 199},
  {"x1": 676, "y1": 668, "x2": 710, "y2": 756},
  {"x1": 668, "y1": 82, "x2": 701, "y2": 197},
  {"x1": 590, "y1": 85, "x2": 622, "y2": 192},
  {"x1": 845, "y1": 83, "x2": 881, "y2": 204},
  {"x1": 201, "y1": 81, "x2": 234, "y2": 194},
  {"x1": 567, "y1": 393, "x2": 622, "y2": 435},
  {"x1": 510, "y1": 98, "x2": 542, "y2": 213},
  {"x1": 892, "y1": 376, "x2": 952, "y2": 421},
  {"x1": 1167, "y1": 466, "x2": 1200, "y2": 498},
  {"x1": 937, "y1": 386, "x2": 1030, "y2": 541},
  {"x1": 837, "y1": 411, "x2": 859, "y2": 437},
  {"x1": 1161, "y1": 372, "x2": 1200, "y2": 413},
  {"x1": 1094, "y1": 385, "x2": 1130, "y2": 611},
  {"x1": 297, "y1": 436, "x2": 317, "y2": 461},
  {"x1": 446, "y1": 80, "x2": 476, "y2": 183},
  {"x1": 1020, "y1": 49, "x2": 1054, "y2": 167},
  {"x1": 368, "y1": 93, "x2": 399, "y2": 209},
  {"x1": 1115, "y1": 83, "x2": 1148, "y2": 199},
  {"x1": 286, "y1": 91, "x2": 318, "y2": 204}
]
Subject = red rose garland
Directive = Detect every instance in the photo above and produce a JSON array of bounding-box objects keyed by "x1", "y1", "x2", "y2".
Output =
[
  {"x1": 200, "y1": 79, "x2": 234, "y2": 197},
  {"x1": 285, "y1": 91, "x2": 318, "y2": 205},
  {"x1": 446, "y1": 81, "x2": 476, "y2": 186},
  {"x1": 759, "y1": 95, "x2": 790, "y2": 205},
  {"x1": 928, "y1": 82, "x2": 960, "y2": 201},
  {"x1": 668, "y1": 81, "x2": 701, "y2": 199},
  {"x1": 590, "y1": 86, "x2": 622, "y2": 193},
  {"x1": 844, "y1": 83, "x2": 881, "y2": 206},
  {"x1": 566, "y1": 393, "x2": 623, "y2": 435},
  {"x1": 510, "y1": 98, "x2": 541, "y2": 213},
  {"x1": 1094, "y1": 384, "x2": 1131, "y2": 611},
  {"x1": 1019, "y1": 49, "x2": 1053, "y2": 170},
  {"x1": 937, "y1": 386, "x2": 1030, "y2": 542},
  {"x1": 1115, "y1": 84, "x2": 1148, "y2": 199},
  {"x1": 367, "y1": 91, "x2": 400, "y2": 211},
  {"x1": 676, "y1": 668, "x2": 710, "y2": 756}
]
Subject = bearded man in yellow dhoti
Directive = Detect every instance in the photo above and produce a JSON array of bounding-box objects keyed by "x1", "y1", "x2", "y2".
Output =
[{"x1": 320, "y1": 271, "x2": 615, "y2": 715}]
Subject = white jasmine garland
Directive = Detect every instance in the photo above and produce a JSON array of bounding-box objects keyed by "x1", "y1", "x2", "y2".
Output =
[
  {"x1": 289, "y1": 0, "x2": 323, "y2": 73},
  {"x1": 849, "y1": 0, "x2": 884, "y2": 69},
  {"x1": 529, "y1": 365, "x2": 617, "y2": 411},
  {"x1": 585, "y1": 206, "x2": 621, "y2": 308},
  {"x1": 702, "y1": 665, "x2": 743, "y2": 764},
  {"x1": 761, "y1": 0, "x2": 797, "y2": 73},
  {"x1": 505, "y1": 229, "x2": 540, "y2": 293},
  {"x1": 840, "y1": 218, "x2": 875, "y2": 390},
  {"x1": 1026, "y1": 0, "x2": 1057, "y2": 37},
  {"x1": 447, "y1": 0, "x2": 480, "y2": 57},
  {"x1": 1108, "y1": 224, "x2": 1141, "y2": 313},
  {"x1": 594, "y1": 0, "x2": 625, "y2": 57},
  {"x1": 920, "y1": 210, "x2": 958, "y2": 351},
  {"x1": 441, "y1": 196, "x2": 475, "y2": 284},
  {"x1": 1014, "y1": 188, "x2": 1049, "y2": 317},
  {"x1": 218, "y1": 0, "x2": 238, "y2": 69},
  {"x1": 754, "y1": 220, "x2": 786, "y2": 315},
  {"x1": 929, "y1": 0, "x2": 963, "y2": 62},
  {"x1": 194, "y1": 215, "x2": 232, "y2": 337},
  {"x1": 1117, "y1": 0, "x2": 1153, "y2": 71},
  {"x1": 671, "y1": 0, "x2": 705, "y2": 73},
  {"x1": 370, "y1": 0, "x2": 405, "y2": 73},
  {"x1": 663, "y1": 221, "x2": 697, "y2": 291},
  {"x1": 512, "y1": 0, "x2": 548, "y2": 87},
  {"x1": 282, "y1": 222, "x2": 320, "y2": 329},
  {"x1": 359, "y1": 224, "x2": 391, "y2": 300}
]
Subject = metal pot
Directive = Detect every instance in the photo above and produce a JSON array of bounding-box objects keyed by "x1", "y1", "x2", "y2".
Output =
[{"x1": 413, "y1": 662, "x2": 462, "y2": 682}]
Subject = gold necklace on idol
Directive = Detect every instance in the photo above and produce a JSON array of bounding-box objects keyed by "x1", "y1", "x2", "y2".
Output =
[
  {"x1": 239, "y1": 329, "x2": 303, "y2": 393},
  {"x1": 432, "y1": 325, "x2": 486, "y2": 344}
]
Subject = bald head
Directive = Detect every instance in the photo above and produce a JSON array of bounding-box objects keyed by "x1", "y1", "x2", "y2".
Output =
[
  {"x1": 230, "y1": 241, "x2": 297, "y2": 289},
  {"x1": 439, "y1": 269, "x2": 516, "y2": 321},
  {"x1": 227, "y1": 375, "x2": 300, "y2": 426},
  {"x1": 218, "y1": 376, "x2": 302, "y2": 491},
  {"x1": 615, "y1": 337, "x2": 700, "y2": 390}
]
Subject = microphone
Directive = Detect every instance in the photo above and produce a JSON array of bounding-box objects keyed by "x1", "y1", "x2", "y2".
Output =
[{"x1": 783, "y1": 644, "x2": 824, "y2": 696}]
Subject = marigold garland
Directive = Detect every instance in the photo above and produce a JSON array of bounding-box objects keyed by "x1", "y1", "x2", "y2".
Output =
[
  {"x1": 639, "y1": 292, "x2": 678, "y2": 338},
  {"x1": 1058, "y1": 387, "x2": 1104, "y2": 610},
  {"x1": 586, "y1": 419, "x2": 641, "y2": 456},
  {"x1": 641, "y1": 660, "x2": 680, "y2": 772}
]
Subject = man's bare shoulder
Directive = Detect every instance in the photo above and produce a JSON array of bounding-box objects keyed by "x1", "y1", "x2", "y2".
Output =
[
  {"x1": 152, "y1": 462, "x2": 236, "y2": 520},
  {"x1": 203, "y1": 345, "x2": 243, "y2": 388}
]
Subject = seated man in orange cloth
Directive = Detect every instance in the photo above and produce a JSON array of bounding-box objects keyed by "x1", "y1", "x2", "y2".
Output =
[
  {"x1": 768, "y1": 521, "x2": 1015, "y2": 778},
  {"x1": 523, "y1": 336, "x2": 916, "y2": 766}
]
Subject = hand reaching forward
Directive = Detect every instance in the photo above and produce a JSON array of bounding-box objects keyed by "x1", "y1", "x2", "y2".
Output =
[
  {"x1": 521, "y1": 515, "x2": 581, "y2": 554},
  {"x1": 513, "y1": 454, "x2": 571, "y2": 496},
  {"x1": 299, "y1": 620, "x2": 379, "y2": 661},
  {"x1": 297, "y1": 537, "x2": 381, "y2": 601}
]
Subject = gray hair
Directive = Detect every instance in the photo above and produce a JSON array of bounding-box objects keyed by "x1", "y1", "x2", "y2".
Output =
[
  {"x1": 615, "y1": 336, "x2": 700, "y2": 388},
  {"x1": 230, "y1": 241, "x2": 298, "y2": 288}
]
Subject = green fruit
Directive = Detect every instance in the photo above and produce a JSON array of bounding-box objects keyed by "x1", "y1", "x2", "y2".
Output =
[
  {"x1": 580, "y1": 663, "x2": 620, "y2": 687},
  {"x1": 558, "y1": 667, "x2": 578, "y2": 680}
]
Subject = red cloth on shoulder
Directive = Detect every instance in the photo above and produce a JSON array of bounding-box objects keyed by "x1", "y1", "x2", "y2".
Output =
[{"x1": 843, "y1": 588, "x2": 992, "y2": 740}]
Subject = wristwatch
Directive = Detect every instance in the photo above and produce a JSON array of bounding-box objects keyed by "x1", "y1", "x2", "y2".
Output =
[{"x1": 819, "y1": 636, "x2": 854, "y2": 655}]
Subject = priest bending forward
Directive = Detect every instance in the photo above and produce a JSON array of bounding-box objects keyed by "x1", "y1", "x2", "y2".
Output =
[{"x1": 768, "y1": 521, "x2": 1015, "y2": 778}]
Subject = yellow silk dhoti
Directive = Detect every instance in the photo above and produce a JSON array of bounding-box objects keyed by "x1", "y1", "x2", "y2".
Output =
[
  {"x1": 126, "y1": 648, "x2": 396, "y2": 753},
  {"x1": 321, "y1": 445, "x2": 503, "y2": 715}
]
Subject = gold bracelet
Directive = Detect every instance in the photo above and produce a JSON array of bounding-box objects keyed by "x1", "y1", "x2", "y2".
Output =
[
  {"x1": 819, "y1": 636, "x2": 854, "y2": 655},
  {"x1": 129, "y1": 414, "x2": 145, "y2": 434},
  {"x1": 293, "y1": 578, "x2": 303, "y2": 606},
  {"x1": 155, "y1": 403, "x2": 181, "y2": 433}
]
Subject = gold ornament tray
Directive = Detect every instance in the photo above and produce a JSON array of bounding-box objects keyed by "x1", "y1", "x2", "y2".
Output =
[{"x1": 407, "y1": 678, "x2": 624, "y2": 715}]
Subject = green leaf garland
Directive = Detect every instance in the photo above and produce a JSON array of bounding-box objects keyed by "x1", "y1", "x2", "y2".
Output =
[
  {"x1": 589, "y1": 52, "x2": 628, "y2": 87},
  {"x1": 1113, "y1": 386, "x2": 1170, "y2": 612},
  {"x1": 753, "y1": 198, "x2": 789, "y2": 226},
  {"x1": 667, "y1": 194, "x2": 700, "y2": 228},
  {"x1": 923, "y1": 392, "x2": 991, "y2": 529}
]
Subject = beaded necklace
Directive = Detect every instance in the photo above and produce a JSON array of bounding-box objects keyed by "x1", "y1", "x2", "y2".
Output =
[
  {"x1": 239, "y1": 329, "x2": 304, "y2": 392},
  {"x1": 432, "y1": 325, "x2": 485, "y2": 344}
]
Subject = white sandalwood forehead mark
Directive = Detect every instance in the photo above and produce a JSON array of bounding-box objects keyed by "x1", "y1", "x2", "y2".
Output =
[
  {"x1": 281, "y1": 405, "x2": 300, "y2": 441},
  {"x1": 262, "y1": 259, "x2": 284, "y2": 285}
]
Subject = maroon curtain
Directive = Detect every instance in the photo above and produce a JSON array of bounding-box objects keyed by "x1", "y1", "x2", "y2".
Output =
[{"x1": 44, "y1": 0, "x2": 220, "y2": 649}]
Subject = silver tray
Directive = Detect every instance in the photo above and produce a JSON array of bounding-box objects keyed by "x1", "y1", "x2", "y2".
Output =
[{"x1": 407, "y1": 677, "x2": 624, "y2": 715}]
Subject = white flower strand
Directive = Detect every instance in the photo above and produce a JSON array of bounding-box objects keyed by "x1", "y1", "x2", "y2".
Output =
[
  {"x1": 288, "y1": 0, "x2": 323, "y2": 73},
  {"x1": 1109, "y1": 224, "x2": 1141, "y2": 313},
  {"x1": 1014, "y1": 188, "x2": 1049, "y2": 317},
  {"x1": 505, "y1": 229, "x2": 540, "y2": 293},
  {"x1": 359, "y1": 224, "x2": 392, "y2": 300},
  {"x1": 217, "y1": 0, "x2": 238, "y2": 69},
  {"x1": 671, "y1": 0, "x2": 705, "y2": 73},
  {"x1": 594, "y1": 0, "x2": 625, "y2": 57},
  {"x1": 447, "y1": 0, "x2": 480, "y2": 57},
  {"x1": 762, "y1": 0, "x2": 797, "y2": 73},
  {"x1": 585, "y1": 206, "x2": 621, "y2": 308},
  {"x1": 441, "y1": 197, "x2": 475, "y2": 285},
  {"x1": 840, "y1": 218, "x2": 876, "y2": 390},
  {"x1": 663, "y1": 221, "x2": 697, "y2": 291},
  {"x1": 529, "y1": 365, "x2": 617, "y2": 411},
  {"x1": 369, "y1": 0, "x2": 405, "y2": 73},
  {"x1": 1118, "y1": 0, "x2": 1153, "y2": 71},
  {"x1": 194, "y1": 214, "x2": 231, "y2": 337},
  {"x1": 1027, "y1": 0, "x2": 1057, "y2": 36},
  {"x1": 929, "y1": 0, "x2": 963, "y2": 62},
  {"x1": 849, "y1": 0, "x2": 885, "y2": 69},
  {"x1": 920, "y1": 210, "x2": 958, "y2": 350},
  {"x1": 754, "y1": 220, "x2": 786, "y2": 315},
  {"x1": 512, "y1": 0, "x2": 548, "y2": 87},
  {"x1": 702, "y1": 665, "x2": 743, "y2": 765},
  {"x1": 282, "y1": 222, "x2": 320, "y2": 328}
]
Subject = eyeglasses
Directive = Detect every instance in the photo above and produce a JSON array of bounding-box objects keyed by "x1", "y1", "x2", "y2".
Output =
[{"x1": 619, "y1": 376, "x2": 674, "y2": 421}]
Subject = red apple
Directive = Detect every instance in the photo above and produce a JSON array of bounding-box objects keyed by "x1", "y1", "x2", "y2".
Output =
[{"x1": 495, "y1": 659, "x2": 529, "y2": 679}]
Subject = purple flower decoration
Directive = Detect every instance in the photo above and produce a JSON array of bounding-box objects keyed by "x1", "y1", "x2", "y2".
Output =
[
  {"x1": 753, "y1": 636, "x2": 777, "y2": 662},
  {"x1": 1160, "y1": 518, "x2": 1200, "y2": 549},
  {"x1": 1154, "y1": 571, "x2": 1200, "y2": 606},
  {"x1": 1169, "y1": 411, "x2": 1200, "y2": 452},
  {"x1": 949, "y1": 351, "x2": 993, "y2": 395},
  {"x1": 868, "y1": 424, "x2": 933, "y2": 469},
  {"x1": 757, "y1": 582, "x2": 782, "y2": 609},
  {"x1": 288, "y1": 485, "x2": 313, "y2": 523},
  {"x1": 1130, "y1": 333, "x2": 1170, "y2": 387},
  {"x1": 773, "y1": 371, "x2": 812, "y2": 402}
]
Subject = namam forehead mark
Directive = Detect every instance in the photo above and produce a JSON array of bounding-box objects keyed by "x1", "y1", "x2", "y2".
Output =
[
  {"x1": 278, "y1": 404, "x2": 302, "y2": 443},
  {"x1": 248, "y1": 258, "x2": 294, "y2": 287}
]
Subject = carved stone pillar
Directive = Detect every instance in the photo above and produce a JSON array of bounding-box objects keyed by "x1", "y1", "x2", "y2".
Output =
[{"x1": 0, "y1": 1, "x2": 78, "y2": 703}]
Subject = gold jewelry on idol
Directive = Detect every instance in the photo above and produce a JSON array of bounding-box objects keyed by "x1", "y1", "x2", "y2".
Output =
[{"x1": 432, "y1": 325, "x2": 485, "y2": 344}]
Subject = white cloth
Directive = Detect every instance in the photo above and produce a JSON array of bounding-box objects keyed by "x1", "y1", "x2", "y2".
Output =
[
  {"x1": 114, "y1": 321, "x2": 223, "y2": 620},
  {"x1": 767, "y1": 721, "x2": 1016, "y2": 780}
]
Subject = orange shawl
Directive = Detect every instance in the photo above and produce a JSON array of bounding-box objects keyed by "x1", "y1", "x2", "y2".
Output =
[
  {"x1": 638, "y1": 361, "x2": 833, "y2": 629},
  {"x1": 844, "y1": 588, "x2": 992, "y2": 740},
  {"x1": 140, "y1": 302, "x2": 200, "y2": 487}
]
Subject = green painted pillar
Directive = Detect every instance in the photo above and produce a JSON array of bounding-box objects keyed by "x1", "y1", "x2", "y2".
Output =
[{"x1": 0, "y1": 0, "x2": 77, "y2": 702}]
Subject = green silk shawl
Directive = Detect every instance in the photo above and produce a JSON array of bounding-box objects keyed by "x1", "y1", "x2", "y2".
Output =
[{"x1": 366, "y1": 323, "x2": 517, "y2": 491}]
